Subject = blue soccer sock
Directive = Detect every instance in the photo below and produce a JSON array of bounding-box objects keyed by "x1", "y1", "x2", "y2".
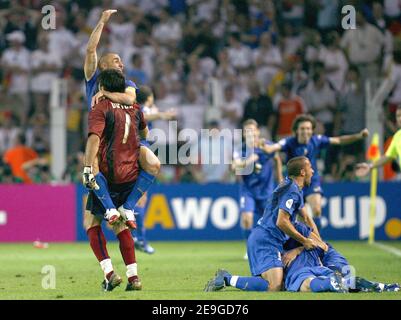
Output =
[
  {"x1": 314, "y1": 216, "x2": 322, "y2": 231},
  {"x1": 242, "y1": 228, "x2": 252, "y2": 240},
  {"x1": 310, "y1": 276, "x2": 333, "y2": 292},
  {"x1": 94, "y1": 172, "x2": 115, "y2": 210},
  {"x1": 123, "y1": 170, "x2": 155, "y2": 210},
  {"x1": 228, "y1": 276, "x2": 269, "y2": 292},
  {"x1": 133, "y1": 205, "x2": 146, "y2": 243}
]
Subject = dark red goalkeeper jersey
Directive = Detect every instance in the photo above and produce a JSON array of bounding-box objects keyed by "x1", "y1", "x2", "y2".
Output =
[{"x1": 88, "y1": 99, "x2": 147, "y2": 184}]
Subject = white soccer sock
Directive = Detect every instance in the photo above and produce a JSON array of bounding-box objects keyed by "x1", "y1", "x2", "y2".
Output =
[
  {"x1": 230, "y1": 276, "x2": 239, "y2": 287},
  {"x1": 126, "y1": 263, "x2": 138, "y2": 278},
  {"x1": 100, "y1": 258, "x2": 113, "y2": 278}
]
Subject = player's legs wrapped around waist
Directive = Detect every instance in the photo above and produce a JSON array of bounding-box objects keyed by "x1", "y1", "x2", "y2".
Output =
[{"x1": 86, "y1": 180, "x2": 137, "y2": 216}]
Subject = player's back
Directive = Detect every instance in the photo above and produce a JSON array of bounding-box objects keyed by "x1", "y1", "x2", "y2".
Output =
[
  {"x1": 88, "y1": 99, "x2": 147, "y2": 184},
  {"x1": 256, "y1": 177, "x2": 303, "y2": 246}
]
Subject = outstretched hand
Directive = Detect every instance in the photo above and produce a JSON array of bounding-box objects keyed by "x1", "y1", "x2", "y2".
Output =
[
  {"x1": 355, "y1": 162, "x2": 371, "y2": 177},
  {"x1": 100, "y1": 9, "x2": 117, "y2": 23},
  {"x1": 360, "y1": 128, "x2": 369, "y2": 139}
]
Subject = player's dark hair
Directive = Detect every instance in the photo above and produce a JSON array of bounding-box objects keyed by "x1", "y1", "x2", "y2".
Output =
[
  {"x1": 243, "y1": 119, "x2": 258, "y2": 128},
  {"x1": 287, "y1": 156, "x2": 308, "y2": 177},
  {"x1": 98, "y1": 69, "x2": 126, "y2": 93},
  {"x1": 137, "y1": 85, "x2": 153, "y2": 105},
  {"x1": 292, "y1": 114, "x2": 316, "y2": 133}
]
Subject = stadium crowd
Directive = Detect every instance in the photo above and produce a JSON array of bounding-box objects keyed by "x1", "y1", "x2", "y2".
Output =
[{"x1": 0, "y1": 0, "x2": 400, "y2": 184}]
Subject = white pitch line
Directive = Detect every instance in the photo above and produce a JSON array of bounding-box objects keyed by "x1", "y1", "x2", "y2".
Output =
[{"x1": 371, "y1": 242, "x2": 401, "y2": 258}]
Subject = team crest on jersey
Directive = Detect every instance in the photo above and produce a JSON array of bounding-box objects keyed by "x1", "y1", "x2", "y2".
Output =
[{"x1": 286, "y1": 199, "x2": 294, "y2": 209}]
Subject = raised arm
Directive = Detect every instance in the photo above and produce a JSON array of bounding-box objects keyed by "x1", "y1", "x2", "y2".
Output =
[
  {"x1": 84, "y1": 9, "x2": 117, "y2": 81},
  {"x1": 329, "y1": 128, "x2": 369, "y2": 145},
  {"x1": 274, "y1": 152, "x2": 283, "y2": 183}
]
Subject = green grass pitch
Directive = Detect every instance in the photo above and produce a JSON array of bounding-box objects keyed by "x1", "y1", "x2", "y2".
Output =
[{"x1": 0, "y1": 241, "x2": 400, "y2": 300}]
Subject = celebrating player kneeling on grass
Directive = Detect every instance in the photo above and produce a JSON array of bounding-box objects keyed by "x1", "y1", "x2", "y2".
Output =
[{"x1": 83, "y1": 69, "x2": 148, "y2": 292}]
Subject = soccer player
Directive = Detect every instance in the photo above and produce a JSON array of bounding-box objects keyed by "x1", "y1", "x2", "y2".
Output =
[
  {"x1": 132, "y1": 85, "x2": 177, "y2": 254},
  {"x1": 205, "y1": 156, "x2": 319, "y2": 292},
  {"x1": 83, "y1": 69, "x2": 146, "y2": 291},
  {"x1": 83, "y1": 9, "x2": 160, "y2": 223},
  {"x1": 232, "y1": 119, "x2": 283, "y2": 259},
  {"x1": 283, "y1": 221, "x2": 400, "y2": 292},
  {"x1": 356, "y1": 105, "x2": 401, "y2": 178},
  {"x1": 262, "y1": 114, "x2": 369, "y2": 230}
]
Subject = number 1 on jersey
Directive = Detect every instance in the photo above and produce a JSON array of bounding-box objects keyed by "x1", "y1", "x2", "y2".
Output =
[{"x1": 123, "y1": 113, "x2": 131, "y2": 144}]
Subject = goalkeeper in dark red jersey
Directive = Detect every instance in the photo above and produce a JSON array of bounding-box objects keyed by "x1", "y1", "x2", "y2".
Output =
[{"x1": 83, "y1": 69, "x2": 148, "y2": 292}]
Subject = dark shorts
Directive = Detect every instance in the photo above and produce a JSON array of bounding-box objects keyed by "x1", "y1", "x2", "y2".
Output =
[
  {"x1": 239, "y1": 190, "x2": 268, "y2": 217},
  {"x1": 86, "y1": 180, "x2": 136, "y2": 217}
]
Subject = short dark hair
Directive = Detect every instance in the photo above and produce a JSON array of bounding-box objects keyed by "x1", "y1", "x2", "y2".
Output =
[
  {"x1": 292, "y1": 114, "x2": 316, "y2": 133},
  {"x1": 287, "y1": 156, "x2": 308, "y2": 177},
  {"x1": 98, "y1": 69, "x2": 126, "y2": 93},
  {"x1": 136, "y1": 85, "x2": 153, "y2": 104}
]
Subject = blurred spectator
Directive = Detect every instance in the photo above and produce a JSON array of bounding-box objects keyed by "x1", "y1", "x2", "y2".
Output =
[
  {"x1": 152, "y1": 7, "x2": 182, "y2": 46},
  {"x1": 47, "y1": 12, "x2": 79, "y2": 64},
  {"x1": 1, "y1": 31, "x2": 30, "y2": 125},
  {"x1": 341, "y1": 12, "x2": 385, "y2": 80},
  {"x1": 253, "y1": 32, "x2": 282, "y2": 89},
  {"x1": 3, "y1": 133, "x2": 39, "y2": 183},
  {"x1": 30, "y1": 32, "x2": 62, "y2": 115},
  {"x1": 0, "y1": 112, "x2": 21, "y2": 154},
  {"x1": 0, "y1": 160, "x2": 22, "y2": 183},
  {"x1": 338, "y1": 66, "x2": 366, "y2": 164},
  {"x1": 316, "y1": 0, "x2": 339, "y2": 32},
  {"x1": 318, "y1": 31, "x2": 348, "y2": 92},
  {"x1": 199, "y1": 121, "x2": 231, "y2": 182},
  {"x1": 241, "y1": 81, "x2": 275, "y2": 138},
  {"x1": 273, "y1": 80, "x2": 306, "y2": 139},
  {"x1": 227, "y1": 32, "x2": 252, "y2": 71},
  {"x1": 127, "y1": 53, "x2": 149, "y2": 85},
  {"x1": 220, "y1": 85, "x2": 243, "y2": 133},
  {"x1": 300, "y1": 71, "x2": 337, "y2": 137}
]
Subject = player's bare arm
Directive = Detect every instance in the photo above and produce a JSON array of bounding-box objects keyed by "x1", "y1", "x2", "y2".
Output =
[
  {"x1": 299, "y1": 207, "x2": 320, "y2": 238},
  {"x1": 356, "y1": 155, "x2": 394, "y2": 177},
  {"x1": 329, "y1": 128, "x2": 369, "y2": 145},
  {"x1": 231, "y1": 153, "x2": 259, "y2": 171},
  {"x1": 282, "y1": 247, "x2": 304, "y2": 268},
  {"x1": 259, "y1": 142, "x2": 282, "y2": 154},
  {"x1": 84, "y1": 9, "x2": 117, "y2": 81},
  {"x1": 274, "y1": 152, "x2": 284, "y2": 183},
  {"x1": 144, "y1": 108, "x2": 177, "y2": 121},
  {"x1": 276, "y1": 209, "x2": 317, "y2": 250},
  {"x1": 83, "y1": 134, "x2": 101, "y2": 190},
  {"x1": 101, "y1": 86, "x2": 136, "y2": 105},
  {"x1": 84, "y1": 134, "x2": 100, "y2": 169}
]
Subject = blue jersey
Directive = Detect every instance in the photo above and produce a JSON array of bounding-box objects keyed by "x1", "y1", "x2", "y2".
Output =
[
  {"x1": 237, "y1": 143, "x2": 276, "y2": 200},
  {"x1": 257, "y1": 177, "x2": 304, "y2": 246},
  {"x1": 85, "y1": 69, "x2": 138, "y2": 110},
  {"x1": 278, "y1": 135, "x2": 330, "y2": 181}
]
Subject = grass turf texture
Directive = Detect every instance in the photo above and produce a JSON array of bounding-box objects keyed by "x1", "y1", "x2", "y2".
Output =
[{"x1": 0, "y1": 241, "x2": 400, "y2": 300}]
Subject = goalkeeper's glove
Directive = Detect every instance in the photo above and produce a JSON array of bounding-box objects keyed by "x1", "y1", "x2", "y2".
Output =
[{"x1": 82, "y1": 166, "x2": 100, "y2": 190}]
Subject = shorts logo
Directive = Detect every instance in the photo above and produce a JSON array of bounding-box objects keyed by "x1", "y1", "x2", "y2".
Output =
[
  {"x1": 240, "y1": 197, "x2": 245, "y2": 207},
  {"x1": 313, "y1": 187, "x2": 321, "y2": 193},
  {"x1": 278, "y1": 252, "x2": 282, "y2": 261},
  {"x1": 286, "y1": 199, "x2": 294, "y2": 209}
]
